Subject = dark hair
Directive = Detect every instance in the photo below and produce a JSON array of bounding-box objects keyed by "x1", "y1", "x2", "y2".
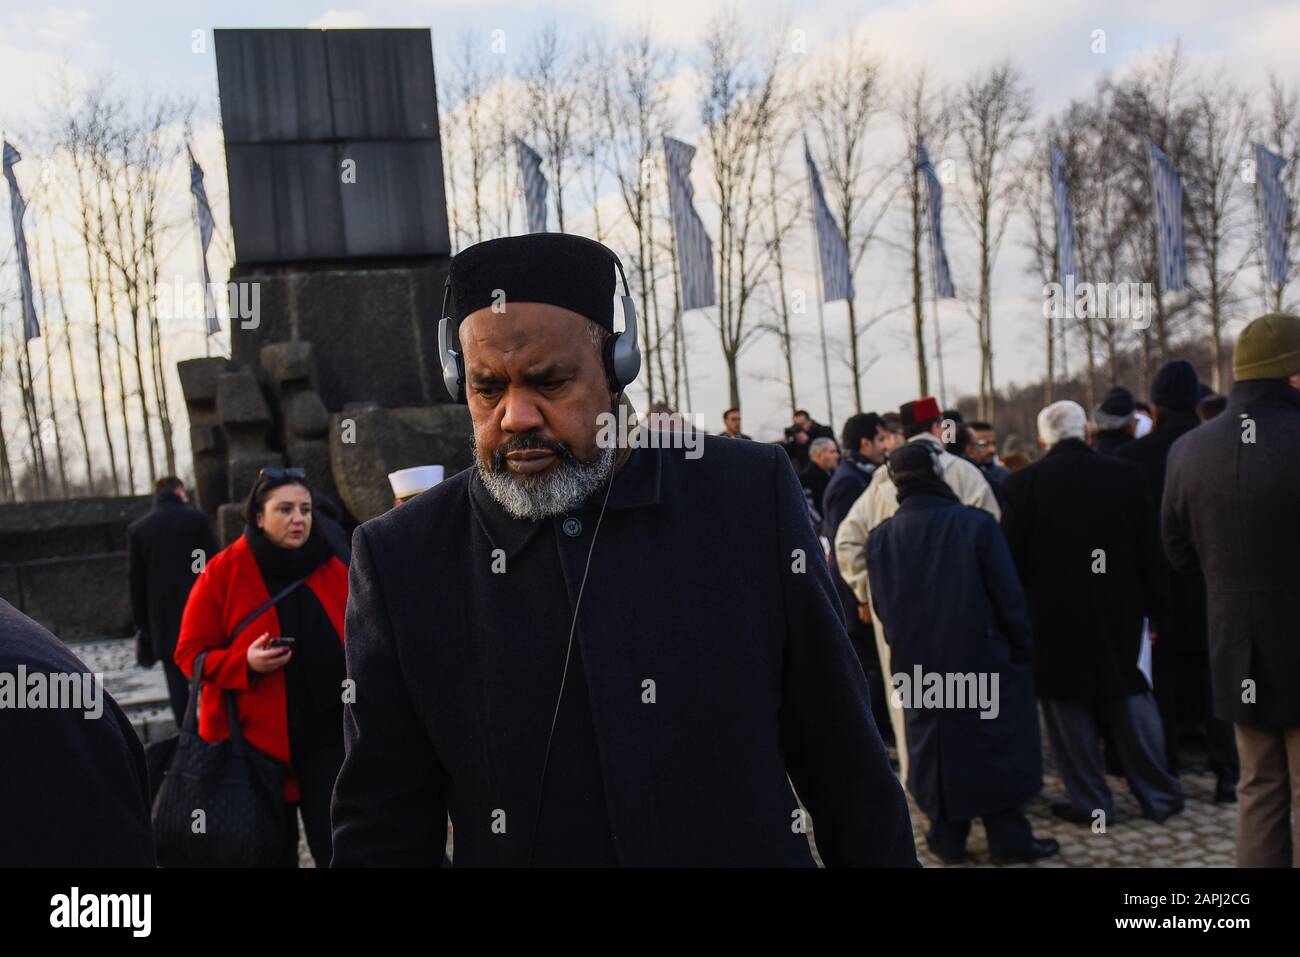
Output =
[
  {"x1": 154, "y1": 475, "x2": 184, "y2": 495},
  {"x1": 242, "y1": 473, "x2": 314, "y2": 528},
  {"x1": 967, "y1": 421, "x2": 993, "y2": 432},
  {"x1": 723, "y1": 407, "x2": 740, "y2": 420},
  {"x1": 951, "y1": 425, "x2": 974, "y2": 457},
  {"x1": 842, "y1": 412, "x2": 885, "y2": 453},
  {"x1": 1135, "y1": 400, "x2": 1153, "y2": 414},
  {"x1": 793, "y1": 409, "x2": 810, "y2": 420},
  {"x1": 881, "y1": 412, "x2": 904, "y2": 434},
  {"x1": 942, "y1": 408, "x2": 963, "y2": 424}
]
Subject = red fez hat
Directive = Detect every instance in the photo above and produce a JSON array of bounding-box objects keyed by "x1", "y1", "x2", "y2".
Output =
[{"x1": 899, "y1": 396, "x2": 942, "y2": 427}]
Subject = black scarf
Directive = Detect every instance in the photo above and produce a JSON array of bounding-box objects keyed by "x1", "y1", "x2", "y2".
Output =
[{"x1": 244, "y1": 522, "x2": 333, "y2": 589}]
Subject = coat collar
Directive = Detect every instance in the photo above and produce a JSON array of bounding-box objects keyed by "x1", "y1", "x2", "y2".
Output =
[
  {"x1": 1046, "y1": 436, "x2": 1091, "y2": 458},
  {"x1": 1228, "y1": 378, "x2": 1300, "y2": 414},
  {"x1": 469, "y1": 443, "x2": 662, "y2": 559}
]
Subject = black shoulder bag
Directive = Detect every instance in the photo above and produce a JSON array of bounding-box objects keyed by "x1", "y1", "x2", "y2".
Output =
[{"x1": 151, "y1": 576, "x2": 309, "y2": 868}]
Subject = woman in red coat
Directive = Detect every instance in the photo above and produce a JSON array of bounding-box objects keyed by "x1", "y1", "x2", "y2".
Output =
[{"x1": 176, "y1": 469, "x2": 349, "y2": 867}]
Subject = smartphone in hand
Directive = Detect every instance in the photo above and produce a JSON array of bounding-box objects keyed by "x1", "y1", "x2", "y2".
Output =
[{"x1": 268, "y1": 637, "x2": 296, "y2": 649}]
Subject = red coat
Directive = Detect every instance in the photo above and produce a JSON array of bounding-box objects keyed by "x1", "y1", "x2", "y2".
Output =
[{"x1": 175, "y1": 533, "x2": 348, "y2": 801}]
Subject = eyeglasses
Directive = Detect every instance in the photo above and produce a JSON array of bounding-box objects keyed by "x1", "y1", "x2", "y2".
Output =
[{"x1": 257, "y1": 467, "x2": 306, "y2": 481}]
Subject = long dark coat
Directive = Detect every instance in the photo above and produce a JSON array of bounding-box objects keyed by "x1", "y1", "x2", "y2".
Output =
[
  {"x1": 1000, "y1": 438, "x2": 1163, "y2": 701},
  {"x1": 0, "y1": 599, "x2": 156, "y2": 866},
  {"x1": 867, "y1": 494, "x2": 1041, "y2": 821},
  {"x1": 127, "y1": 491, "x2": 218, "y2": 661},
  {"x1": 1117, "y1": 409, "x2": 1206, "y2": 655},
  {"x1": 1163, "y1": 379, "x2": 1300, "y2": 726},
  {"x1": 331, "y1": 435, "x2": 917, "y2": 867},
  {"x1": 821, "y1": 457, "x2": 876, "y2": 666}
]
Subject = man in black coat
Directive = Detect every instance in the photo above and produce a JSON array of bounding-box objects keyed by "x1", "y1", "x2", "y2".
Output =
[
  {"x1": 331, "y1": 233, "x2": 916, "y2": 867},
  {"x1": 822, "y1": 412, "x2": 897, "y2": 740},
  {"x1": 867, "y1": 443, "x2": 1057, "y2": 865},
  {"x1": 1118, "y1": 360, "x2": 1237, "y2": 800},
  {"x1": 1001, "y1": 400, "x2": 1183, "y2": 827},
  {"x1": 1163, "y1": 313, "x2": 1300, "y2": 867},
  {"x1": 0, "y1": 599, "x2": 156, "y2": 866},
  {"x1": 127, "y1": 476, "x2": 218, "y2": 723}
]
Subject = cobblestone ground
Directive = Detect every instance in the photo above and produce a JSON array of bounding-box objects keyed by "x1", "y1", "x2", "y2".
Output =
[
  {"x1": 81, "y1": 638, "x2": 1236, "y2": 868},
  {"x1": 897, "y1": 742, "x2": 1237, "y2": 868}
]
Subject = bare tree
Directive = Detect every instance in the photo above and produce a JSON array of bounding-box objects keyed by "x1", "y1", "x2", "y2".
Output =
[
  {"x1": 601, "y1": 24, "x2": 675, "y2": 404},
  {"x1": 63, "y1": 84, "x2": 122, "y2": 493},
  {"x1": 523, "y1": 23, "x2": 579, "y2": 233},
  {"x1": 952, "y1": 61, "x2": 1032, "y2": 419},
  {"x1": 1260, "y1": 74, "x2": 1300, "y2": 312},
  {"x1": 806, "y1": 33, "x2": 894, "y2": 413},
  {"x1": 1185, "y1": 75, "x2": 1255, "y2": 390},
  {"x1": 699, "y1": 16, "x2": 785, "y2": 409}
]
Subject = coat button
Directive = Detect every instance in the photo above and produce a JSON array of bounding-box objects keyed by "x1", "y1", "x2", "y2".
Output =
[{"x1": 562, "y1": 517, "x2": 582, "y2": 538}]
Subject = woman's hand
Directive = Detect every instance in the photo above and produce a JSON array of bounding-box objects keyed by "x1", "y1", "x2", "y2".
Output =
[{"x1": 247, "y1": 631, "x2": 292, "y2": 674}]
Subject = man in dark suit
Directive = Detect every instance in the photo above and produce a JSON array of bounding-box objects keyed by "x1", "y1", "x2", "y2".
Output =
[
  {"x1": 0, "y1": 599, "x2": 156, "y2": 866},
  {"x1": 331, "y1": 233, "x2": 916, "y2": 867},
  {"x1": 127, "y1": 476, "x2": 218, "y2": 724},
  {"x1": 782, "y1": 410, "x2": 835, "y2": 470},
  {"x1": 1118, "y1": 360, "x2": 1238, "y2": 801},
  {"x1": 1001, "y1": 400, "x2": 1183, "y2": 827},
  {"x1": 1164, "y1": 313, "x2": 1300, "y2": 866}
]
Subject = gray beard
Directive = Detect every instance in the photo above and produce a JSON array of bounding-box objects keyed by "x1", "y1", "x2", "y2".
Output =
[{"x1": 474, "y1": 437, "x2": 616, "y2": 520}]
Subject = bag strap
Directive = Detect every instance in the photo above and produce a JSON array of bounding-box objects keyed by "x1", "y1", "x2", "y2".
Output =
[{"x1": 187, "y1": 574, "x2": 311, "y2": 739}]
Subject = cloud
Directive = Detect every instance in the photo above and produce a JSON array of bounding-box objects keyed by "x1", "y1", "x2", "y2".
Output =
[{"x1": 308, "y1": 9, "x2": 372, "y2": 28}]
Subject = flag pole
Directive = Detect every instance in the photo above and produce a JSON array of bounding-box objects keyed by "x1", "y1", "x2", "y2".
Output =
[
  {"x1": 923, "y1": 182, "x2": 947, "y2": 407},
  {"x1": 804, "y1": 154, "x2": 835, "y2": 431}
]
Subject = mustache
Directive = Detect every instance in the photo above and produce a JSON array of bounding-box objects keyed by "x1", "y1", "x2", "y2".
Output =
[{"x1": 486, "y1": 433, "x2": 577, "y2": 473}]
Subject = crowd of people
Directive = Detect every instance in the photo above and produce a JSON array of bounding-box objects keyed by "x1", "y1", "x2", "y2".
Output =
[
  {"x1": 2, "y1": 230, "x2": 1295, "y2": 870},
  {"x1": 733, "y1": 311, "x2": 1297, "y2": 868}
]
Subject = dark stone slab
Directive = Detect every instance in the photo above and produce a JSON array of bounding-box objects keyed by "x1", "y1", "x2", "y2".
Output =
[
  {"x1": 325, "y1": 29, "x2": 440, "y2": 139},
  {"x1": 260, "y1": 340, "x2": 315, "y2": 387},
  {"x1": 223, "y1": 143, "x2": 344, "y2": 264},
  {"x1": 215, "y1": 28, "x2": 449, "y2": 264},
  {"x1": 215, "y1": 29, "x2": 334, "y2": 143},
  {"x1": 15, "y1": 553, "x2": 134, "y2": 641},
  {"x1": 0, "y1": 496, "x2": 150, "y2": 562}
]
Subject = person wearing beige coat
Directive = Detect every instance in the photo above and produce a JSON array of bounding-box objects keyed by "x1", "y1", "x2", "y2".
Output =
[{"x1": 834, "y1": 404, "x2": 1001, "y2": 780}]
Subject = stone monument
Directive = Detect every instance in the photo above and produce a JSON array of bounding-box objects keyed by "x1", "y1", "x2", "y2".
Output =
[{"x1": 178, "y1": 28, "x2": 472, "y2": 540}]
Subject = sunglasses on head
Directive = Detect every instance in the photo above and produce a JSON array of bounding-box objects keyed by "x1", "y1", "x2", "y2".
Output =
[{"x1": 257, "y1": 467, "x2": 306, "y2": 481}]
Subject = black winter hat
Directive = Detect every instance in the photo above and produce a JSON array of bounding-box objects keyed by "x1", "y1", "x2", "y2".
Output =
[
  {"x1": 1150, "y1": 359, "x2": 1200, "y2": 411},
  {"x1": 448, "y1": 233, "x2": 619, "y2": 331},
  {"x1": 1097, "y1": 386, "x2": 1135, "y2": 418}
]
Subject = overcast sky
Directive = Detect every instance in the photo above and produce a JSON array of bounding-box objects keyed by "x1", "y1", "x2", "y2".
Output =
[{"x1": 1, "y1": 1, "x2": 1296, "y2": 457}]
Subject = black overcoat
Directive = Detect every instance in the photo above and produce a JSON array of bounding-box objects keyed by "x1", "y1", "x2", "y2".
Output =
[
  {"x1": 1000, "y1": 438, "x2": 1163, "y2": 701},
  {"x1": 821, "y1": 458, "x2": 876, "y2": 665},
  {"x1": 330, "y1": 435, "x2": 916, "y2": 867},
  {"x1": 867, "y1": 494, "x2": 1041, "y2": 822},
  {"x1": 0, "y1": 599, "x2": 156, "y2": 866},
  {"x1": 1116, "y1": 410, "x2": 1207, "y2": 655},
  {"x1": 1163, "y1": 380, "x2": 1300, "y2": 726},
  {"x1": 127, "y1": 491, "x2": 218, "y2": 660}
]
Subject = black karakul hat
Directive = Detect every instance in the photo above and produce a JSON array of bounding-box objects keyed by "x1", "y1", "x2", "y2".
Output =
[{"x1": 448, "y1": 233, "x2": 619, "y2": 331}]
